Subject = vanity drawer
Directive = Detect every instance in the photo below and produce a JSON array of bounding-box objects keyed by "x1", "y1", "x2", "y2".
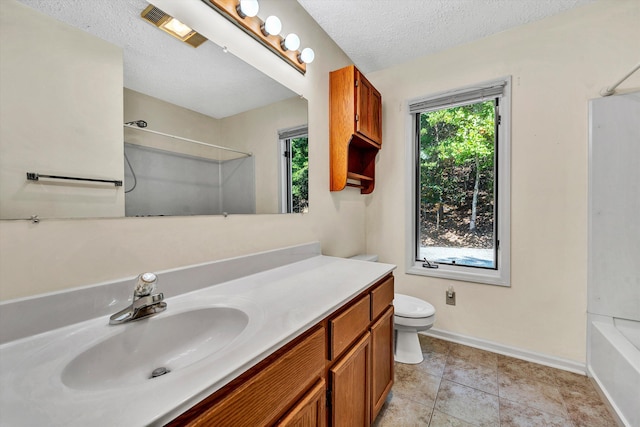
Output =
[
  {"x1": 329, "y1": 294, "x2": 371, "y2": 360},
  {"x1": 370, "y1": 275, "x2": 394, "y2": 321},
  {"x1": 171, "y1": 326, "x2": 325, "y2": 427}
]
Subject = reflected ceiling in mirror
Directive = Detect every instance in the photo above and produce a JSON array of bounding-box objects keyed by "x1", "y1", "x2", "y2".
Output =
[
  {"x1": 17, "y1": 0, "x2": 296, "y2": 119},
  {"x1": 2, "y1": 0, "x2": 309, "y2": 219}
]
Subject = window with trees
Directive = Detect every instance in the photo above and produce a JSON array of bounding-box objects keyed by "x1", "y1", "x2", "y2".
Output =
[
  {"x1": 407, "y1": 78, "x2": 511, "y2": 286},
  {"x1": 279, "y1": 126, "x2": 309, "y2": 214}
]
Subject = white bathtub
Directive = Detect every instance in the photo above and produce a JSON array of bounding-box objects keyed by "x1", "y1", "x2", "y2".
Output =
[{"x1": 588, "y1": 315, "x2": 640, "y2": 427}]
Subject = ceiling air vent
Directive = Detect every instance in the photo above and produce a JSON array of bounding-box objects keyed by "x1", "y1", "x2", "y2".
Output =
[{"x1": 140, "y1": 4, "x2": 207, "y2": 48}]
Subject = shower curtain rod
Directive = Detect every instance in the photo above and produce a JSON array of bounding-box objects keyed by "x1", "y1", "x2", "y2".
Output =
[
  {"x1": 123, "y1": 124, "x2": 252, "y2": 157},
  {"x1": 600, "y1": 61, "x2": 640, "y2": 96}
]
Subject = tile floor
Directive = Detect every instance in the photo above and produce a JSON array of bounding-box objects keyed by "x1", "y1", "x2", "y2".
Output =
[{"x1": 373, "y1": 335, "x2": 619, "y2": 427}]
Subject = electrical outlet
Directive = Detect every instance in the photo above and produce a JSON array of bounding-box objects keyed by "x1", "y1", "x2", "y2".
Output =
[{"x1": 446, "y1": 286, "x2": 456, "y2": 305}]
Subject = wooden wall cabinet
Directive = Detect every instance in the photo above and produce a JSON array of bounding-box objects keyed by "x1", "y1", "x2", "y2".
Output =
[
  {"x1": 167, "y1": 274, "x2": 394, "y2": 427},
  {"x1": 330, "y1": 65, "x2": 382, "y2": 194}
]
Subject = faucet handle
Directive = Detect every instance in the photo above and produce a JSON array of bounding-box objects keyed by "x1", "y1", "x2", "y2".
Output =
[{"x1": 134, "y1": 272, "x2": 157, "y2": 297}]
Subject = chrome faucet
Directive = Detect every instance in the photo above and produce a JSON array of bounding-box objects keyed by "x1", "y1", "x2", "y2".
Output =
[{"x1": 109, "y1": 273, "x2": 167, "y2": 325}]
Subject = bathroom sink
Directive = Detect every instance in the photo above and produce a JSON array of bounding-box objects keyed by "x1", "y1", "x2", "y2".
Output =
[{"x1": 61, "y1": 307, "x2": 249, "y2": 391}]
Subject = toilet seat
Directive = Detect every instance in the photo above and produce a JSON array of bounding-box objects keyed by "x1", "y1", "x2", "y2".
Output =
[{"x1": 394, "y1": 294, "x2": 435, "y2": 319}]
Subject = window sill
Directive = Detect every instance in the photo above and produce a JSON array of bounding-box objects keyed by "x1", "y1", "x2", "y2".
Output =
[{"x1": 406, "y1": 262, "x2": 510, "y2": 287}]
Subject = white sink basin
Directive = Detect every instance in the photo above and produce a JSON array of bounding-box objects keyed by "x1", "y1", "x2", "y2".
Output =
[{"x1": 61, "y1": 307, "x2": 249, "y2": 391}]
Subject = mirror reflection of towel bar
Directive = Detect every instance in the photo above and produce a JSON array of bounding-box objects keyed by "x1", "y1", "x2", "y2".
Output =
[{"x1": 26, "y1": 172, "x2": 122, "y2": 187}]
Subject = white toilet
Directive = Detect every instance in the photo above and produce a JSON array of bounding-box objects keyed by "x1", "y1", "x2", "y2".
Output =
[
  {"x1": 393, "y1": 293, "x2": 436, "y2": 364},
  {"x1": 349, "y1": 254, "x2": 436, "y2": 364}
]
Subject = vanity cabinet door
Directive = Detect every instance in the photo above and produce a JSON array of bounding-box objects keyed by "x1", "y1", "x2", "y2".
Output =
[
  {"x1": 330, "y1": 332, "x2": 371, "y2": 427},
  {"x1": 370, "y1": 306, "x2": 394, "y2": 422},
  {"x1": 276, "y1": 379, "x2": 326, "y2": 427}
]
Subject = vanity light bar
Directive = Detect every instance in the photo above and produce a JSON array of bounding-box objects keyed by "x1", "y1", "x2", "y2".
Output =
[{"x1": 202, "y1": 0, "x2": 307, "y2": 74}]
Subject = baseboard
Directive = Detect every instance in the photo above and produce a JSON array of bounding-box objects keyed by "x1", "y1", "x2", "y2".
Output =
[{"x1": 421, "y1": 328, "x2": 587, "y2": 375}]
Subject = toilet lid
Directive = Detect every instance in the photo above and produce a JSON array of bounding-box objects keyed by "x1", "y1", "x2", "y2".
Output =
[{"x1": 394, "y1": 294, "x2": 435, "y2": 318}]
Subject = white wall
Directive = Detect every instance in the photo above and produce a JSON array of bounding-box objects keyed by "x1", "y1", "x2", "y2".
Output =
[
  {"x1": 0, "y1": 0, "x2": 360, "y2": 301},
  {"x1": 365, "y1": 0, "x2": 640, "y2": 363},
  {"x1": 0, "y1": 0, "x2": 124, "y2": 219}
]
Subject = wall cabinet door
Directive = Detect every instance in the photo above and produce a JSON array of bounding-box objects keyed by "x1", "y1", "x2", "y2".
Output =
[
  {"x1": 356, "y1": 74, "x2": 382, "y2": 146},
  {"x1": 329, "y1": 332, "x2": 371, "y2": 427},
  {"x1": 277, "y1": 379, "x2": 326, "y2": 427},
  {"x1": 370, "y1": 306, "x2": 394, "y2": 422}
]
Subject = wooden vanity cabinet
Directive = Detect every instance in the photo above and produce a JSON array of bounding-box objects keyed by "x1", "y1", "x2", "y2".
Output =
[
  {"x1": 327, "y1": 275, "x2": 394, "y2": 426},
  {"x1": 166, "y1": 274, "x2": 394, "y2": 427},
  {"x1": 330, "y1": 64, "x2": 382, "y2": 194}
]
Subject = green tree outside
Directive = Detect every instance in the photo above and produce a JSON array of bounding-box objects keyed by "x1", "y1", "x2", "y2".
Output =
[
  {"x1": 419, "y1": 100, "x2": 495, "y2": 247},
  {"x1": 290, "y1": 136, "x2": 309, "y2": 213}
]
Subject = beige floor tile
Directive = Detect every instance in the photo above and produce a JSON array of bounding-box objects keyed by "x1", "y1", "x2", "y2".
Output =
[
  {"x1": 419, "y1": 335, "x2": 452, "y2": 356},
  {"x1": 498, "y1": 372, "x2": 568, "y2": 417},
  {"x1": 497, "y1": 355, "x2": 556, "y2": 386},
  {"x1": 394, "y1": 361, "x2": 441, "y2": 404},
  {"x1": 561, "y1": 388, "x2": 619, "y2": 427},
  {"x1": 558, "y1": 383, "x2": 603, "y2": 406},
  {"x1": 429, "y1": 409, "x2": 475, "y2": 426},
  {"x1": 551, "y1": 369, "x2": 593, "y2": 392},
  {"x1": 448, "y1": 344, "x2": 497, "y2": 369},
  {"x1": 373, "y1": 391, "x2": 433, "y2": 427},
  {"x1": 443, "y1": 357, "x2": 498, "y2": 395},
  {"x1": 499, "y1": 398, "x2": 572, "y2": 427},
  {"x1": 418, "y1": 351, "x2": 449, "y2": 378},
  {"x1": 387, "y1": 341, "x2": 616, "y2": 427},
  {"x1": 434, "y1": 380, "x2": 499, "y2": 427}
]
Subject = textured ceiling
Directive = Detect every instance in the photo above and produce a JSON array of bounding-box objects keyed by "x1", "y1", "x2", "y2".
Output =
[
  {"x1": 17, "y1": 0, "x2": 597, "y2": 118},
  {"x1": 296, "y1": 0, "x2": 596, "y2": 73},
  {"x1": 16, "y1": 0, "x2": 297, "y2": 119}
]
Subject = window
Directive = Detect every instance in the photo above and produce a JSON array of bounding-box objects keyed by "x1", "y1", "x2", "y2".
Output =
[
  {"x1": 279, "y1": 126, "x2": 309, "y2": 213},
  {"x1": 407, "y1": 78, "x2": 511, "y2": 286}
]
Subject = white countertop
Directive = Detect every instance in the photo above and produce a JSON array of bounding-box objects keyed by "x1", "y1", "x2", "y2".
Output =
[{"x1": 0, "y1": 255, "x2": 395, "y2": 426}]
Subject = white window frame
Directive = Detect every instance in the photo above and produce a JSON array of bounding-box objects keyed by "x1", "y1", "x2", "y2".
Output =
[
  {"x1": 278, "y1": 125, "x2": 308, "y2": 214},
  {"x1": 405, "y1": 77, "x2": 511, "y2": 286}
]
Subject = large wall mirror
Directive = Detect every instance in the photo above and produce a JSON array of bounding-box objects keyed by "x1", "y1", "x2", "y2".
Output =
[{"x1": 0, "y1": 0, "x2": 308, "y2": 219}]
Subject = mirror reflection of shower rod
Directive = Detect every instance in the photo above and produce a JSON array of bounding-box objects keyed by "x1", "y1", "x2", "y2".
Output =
[{"x1": 123, "y1": 123, "x2": 252, "y2": 157}]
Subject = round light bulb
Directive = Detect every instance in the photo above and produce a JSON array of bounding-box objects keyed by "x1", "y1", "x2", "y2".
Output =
[
  {"x1": 237, "y1": 0, "x2": 259, "y2": 18},
  {"x1": 262, "y1": 15, "x2": 282, "y2": 36},
  {"x1": 299, "y1": 47, "x2": 315, "y2": 64},
  {"x1": 282, "y1": 33, "x2": 300, "y2": 51}
]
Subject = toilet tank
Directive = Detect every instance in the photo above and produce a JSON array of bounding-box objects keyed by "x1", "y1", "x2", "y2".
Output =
[{"x1": 350, "y1": 254, "x2": 378, "y2": 262}]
